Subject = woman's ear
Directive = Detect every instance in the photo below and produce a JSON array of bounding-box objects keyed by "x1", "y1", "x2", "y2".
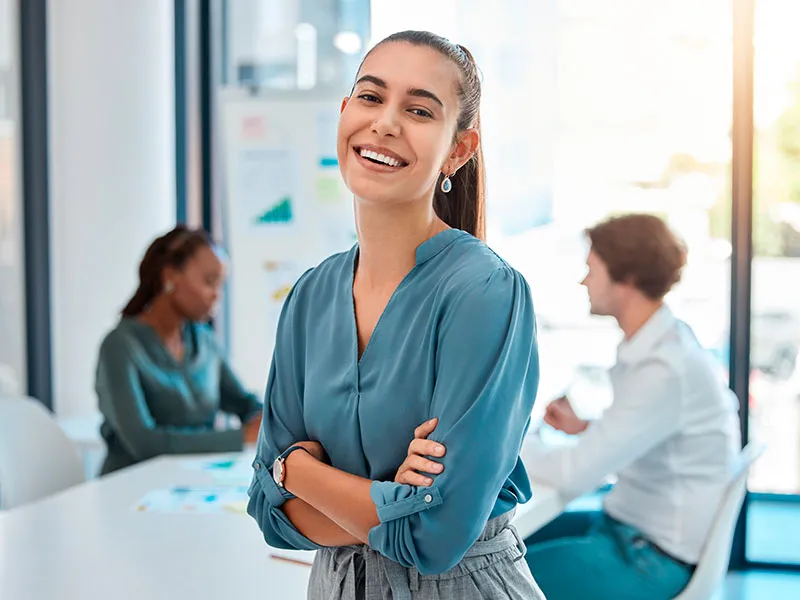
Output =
[
  {"x1": 444, "y1": 128, "x2": 480, "y2": 173},
  {"x1": 160, "y1": 265, "x2": 179, "y2": 288},
  {"x1": 340, "y1": 96, "x2": 350, "y2": 114}
]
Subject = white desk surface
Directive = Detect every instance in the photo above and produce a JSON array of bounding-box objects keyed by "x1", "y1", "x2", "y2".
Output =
[{"x1": 0, "y1": 453, "x2": 562, "y2": 600}]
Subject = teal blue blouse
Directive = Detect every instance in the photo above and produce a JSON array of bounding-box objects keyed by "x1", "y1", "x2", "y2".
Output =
[
  {"x1": 96, "y1": 318, "x2": 262, "y2": 474},
  {"x1": 247, "y1": 229, "x2": 539, "y2": 574}
]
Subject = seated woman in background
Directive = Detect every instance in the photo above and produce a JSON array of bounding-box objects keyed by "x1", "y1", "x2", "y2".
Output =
[{"x1": 95, "y1": 225, "x2": 262, "y2": 475}]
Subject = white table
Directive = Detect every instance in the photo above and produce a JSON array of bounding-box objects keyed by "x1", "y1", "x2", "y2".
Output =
[
  {"x1": 0, "y1": 454, "x2": 563, "y2": 600},
  {"x1": 0, "y1": 454, "x2": 312, "y2": 600}
]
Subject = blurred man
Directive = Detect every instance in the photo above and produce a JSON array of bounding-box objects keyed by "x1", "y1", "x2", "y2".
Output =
[{"x1": 522, "y1": 214, "x2": 741, "y2": 600}]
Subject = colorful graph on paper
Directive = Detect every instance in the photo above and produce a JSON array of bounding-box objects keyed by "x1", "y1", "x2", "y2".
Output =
[
  {"x1": 134, "y1": 486, "x2": 249, "y2": 514},
  {"x1": 254, "y1": 196, "x2": 293, "y2": 224}
]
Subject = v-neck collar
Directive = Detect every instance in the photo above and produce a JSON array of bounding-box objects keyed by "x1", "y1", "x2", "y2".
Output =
[
  {"x1": 415, "y1": 228, "x2": 468, "y2": 264},
  {"x1": 348, "y1": 228, "x2": 468, "y2": 368},
  {"x1": 121, "y1": 317, "x2": 195, "y2": 368},
  {"x1": 349, "y1": 228, "x2": 469, "y2": 268}
]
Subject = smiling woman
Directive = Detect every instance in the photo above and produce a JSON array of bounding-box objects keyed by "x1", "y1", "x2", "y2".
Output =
[
  {"x1": 337, "y1": 30, "x2": 485, "y2": 239},
  {"x1": 246, "y1": 30, "x2": 544, "y2": 600}
]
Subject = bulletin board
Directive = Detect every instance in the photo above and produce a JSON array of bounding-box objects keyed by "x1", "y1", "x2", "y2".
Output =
[{"x1": 218, "y1": 90, "x2": 356, "y2": 393}]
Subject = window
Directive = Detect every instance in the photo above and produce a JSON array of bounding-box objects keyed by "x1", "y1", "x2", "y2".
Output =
[
  {"x1": 371, "y1": 0, "x2": 734, "y2": 424},
  {"x1": 223, "y1": 0, "x2": 370, "y2": 90},
  {"x1": 745, "y1": 0, "x2": 800, "y2": 566}
]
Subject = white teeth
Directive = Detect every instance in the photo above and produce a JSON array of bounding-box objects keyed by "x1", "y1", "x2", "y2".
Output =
[{"x1": 359, "y1": 148, "x2": 402, "y2": 167}]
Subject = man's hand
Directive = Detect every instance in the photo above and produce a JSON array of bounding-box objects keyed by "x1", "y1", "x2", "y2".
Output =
[{"x1": 544, "y1": 396, "x2": 589, "y2": 435}]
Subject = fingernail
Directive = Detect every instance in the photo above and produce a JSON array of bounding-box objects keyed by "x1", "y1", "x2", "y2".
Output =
[
  {"x1": 425, "y1": 478, "x2": 433, "y2": 485},
  {"x1": 428, "y1": 418, "x2": 437, "y2": 423},
  {"x1": 435, "y1": 445, "x2": 444, "y2": 454},
  {"x1": 433, "y1": 464, "x2": 443, "y2": 472}
]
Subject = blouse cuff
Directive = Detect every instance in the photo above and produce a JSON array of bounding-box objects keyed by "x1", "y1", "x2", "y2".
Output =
[
  {"x1": 250, "y1": 455, "x2": 296, "y2": 507},
  {"x1": 370, "y1": 480, "x2": 443, "y2": 523}
]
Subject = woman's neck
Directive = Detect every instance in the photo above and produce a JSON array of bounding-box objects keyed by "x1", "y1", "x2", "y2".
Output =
[
  {"x1": 353, "y1": 198, "x2": 449, "y2": 288},
  {"x1": 138, "y1": 298, "x2": 185, "y2": 342}
]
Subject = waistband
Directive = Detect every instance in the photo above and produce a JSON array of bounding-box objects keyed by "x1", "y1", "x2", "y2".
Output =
[{"x1": 321, "y1": 517, "x2": 527, "y2": 600}]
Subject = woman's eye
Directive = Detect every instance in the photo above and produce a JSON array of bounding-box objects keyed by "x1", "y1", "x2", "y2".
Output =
[
  {"x1": 409, "y1": 108, "x2": 433, "y2": 118},
  {"x1": 358, "y1": 93, "x2": 380, "y2": 103}
]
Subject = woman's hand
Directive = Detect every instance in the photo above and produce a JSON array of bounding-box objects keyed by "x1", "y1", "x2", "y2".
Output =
[
  {"x1": 242, "y1": 414, "x2": 262, "y2": 444},
  {"x1": 394, "y1": 418, "x2": 447, "y2": 486},
  {"x1": 291, "y1": 440, "x2": 328, "y2": 464}
]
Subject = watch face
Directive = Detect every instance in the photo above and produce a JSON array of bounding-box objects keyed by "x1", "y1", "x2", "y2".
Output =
[{"x1": 273, "y1": 459, "x2": 284, "y2": 485}]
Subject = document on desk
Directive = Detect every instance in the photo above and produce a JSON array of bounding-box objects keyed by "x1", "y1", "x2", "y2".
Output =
[
  {"x1": 134, "y1": 486, "x2": 249, "y2": 514},
  {"x1": 180, "y1": 456, "x2": 255, "y2": 486}
]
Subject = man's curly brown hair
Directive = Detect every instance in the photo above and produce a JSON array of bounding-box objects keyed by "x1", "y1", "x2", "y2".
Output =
[{"x1": 586, "y1": 214, "x2": 687, "y2": 300}]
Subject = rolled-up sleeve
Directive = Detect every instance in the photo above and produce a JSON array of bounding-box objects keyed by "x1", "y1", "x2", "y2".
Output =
[
  {"x1": 367, "y1": 267, "x2": 539, "y2": 574},
  {"x1": 246, "y1": 272, "x2": 324, "y2": 551}
]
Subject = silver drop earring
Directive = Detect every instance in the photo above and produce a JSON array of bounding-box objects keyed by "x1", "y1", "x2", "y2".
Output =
[
  {"x1": 164, "y1": 281, "x2": 175, "y2": 294},
  {"x1": 440, "y1": 173, "x2": 452, "y2": 193}
]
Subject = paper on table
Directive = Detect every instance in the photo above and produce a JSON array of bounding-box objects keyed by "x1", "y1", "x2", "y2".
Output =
[
  {"x1": 134, "y1": 486, "x2": 249, "y2": 514},
  {"x1": 181, "y1": 455, "x2": 255, "y2": 486}
]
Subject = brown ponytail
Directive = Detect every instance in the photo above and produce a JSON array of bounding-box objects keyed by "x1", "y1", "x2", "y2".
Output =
[
  {"x1": 433, "y1": 119, "x2": 486, "y2": 241},
  {"x1": 121, "y1": 225, "x2": 213, "y2": 317},
  {"x1": 362, "y1": 32, "x2": 486, "y2": 240}
]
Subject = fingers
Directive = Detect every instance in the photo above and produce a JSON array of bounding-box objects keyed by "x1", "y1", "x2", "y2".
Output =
[
  {"x1": 547, "y1": 396, "x2": 569, "y2": 415},
  {"x1": 543, "y1": 411, "x2": 564, "y2": 432},
  {"x1": 409, "y1": 438, "x2": 446, "y2": 458},
  {"x1": 402, "y1": 454, "x2": 444, "y2": 476},
  {"x1": 396, "y1": 470, "x2": 434, "y2": 487},
  {"x1": 544, "y1": 405, "x2": 559, "y2": 423},
  {"x1": 394, "y1": 454, "x2": 443, "y2": 487},
  {"x1": 414, "y1": 417, "x2": 439, "y2": 440},
  {"x1": 395, "y1": 418, "x2": 446, "y2": 488}
]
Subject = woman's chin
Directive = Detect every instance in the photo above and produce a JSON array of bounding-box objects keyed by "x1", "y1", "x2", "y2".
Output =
[
  {"x1": 189, "y1": 310, "x2": 214, "y2": 323},
  {"x1": 350, "y1": 182, "x2": 414, "y2": 207}
]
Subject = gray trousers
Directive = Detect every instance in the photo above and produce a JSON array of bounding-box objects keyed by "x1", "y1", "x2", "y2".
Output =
[{"x1": 307, "y1": 509, "x2": 546, "y2": 600}]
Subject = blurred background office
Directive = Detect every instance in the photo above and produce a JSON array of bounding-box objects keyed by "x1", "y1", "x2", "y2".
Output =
[{"x1": 1, "y1": 0, "x2": 800, "y2": 595}]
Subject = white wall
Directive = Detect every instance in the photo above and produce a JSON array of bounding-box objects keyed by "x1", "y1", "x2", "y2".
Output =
[{"x1": 48, "y1": 0, "x2": 176, "y2": 416}]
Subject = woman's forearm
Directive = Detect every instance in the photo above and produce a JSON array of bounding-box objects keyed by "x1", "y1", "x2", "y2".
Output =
[
  {"x1": 280, "y1": 498, "x2": 361, "y2": 546},
  {"x1": 283, "y1": 450, "x2": 380, "y2": 544}
]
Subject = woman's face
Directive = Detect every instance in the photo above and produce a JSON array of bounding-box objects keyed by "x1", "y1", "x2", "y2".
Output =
[
  {"x1": 337, "y1": 41, "x2": 465, "y2": 207},
  {"x1": 166, "y1": 246, "x2": 225, "y2": 322}
]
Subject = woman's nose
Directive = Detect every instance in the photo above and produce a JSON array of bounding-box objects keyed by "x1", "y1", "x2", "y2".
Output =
[{"x1": 370, "y1": 108, "x2": 401, "y2": 137}]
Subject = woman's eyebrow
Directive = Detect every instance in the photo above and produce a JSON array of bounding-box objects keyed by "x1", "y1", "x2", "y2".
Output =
[{"x1": 355, "y1": 74, "x2": 444, "y2": 108}]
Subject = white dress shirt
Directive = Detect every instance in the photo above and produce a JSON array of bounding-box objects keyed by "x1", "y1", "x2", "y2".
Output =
[{"x1": 522, "y1": 304, "x2": 741, "y2": 564}]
